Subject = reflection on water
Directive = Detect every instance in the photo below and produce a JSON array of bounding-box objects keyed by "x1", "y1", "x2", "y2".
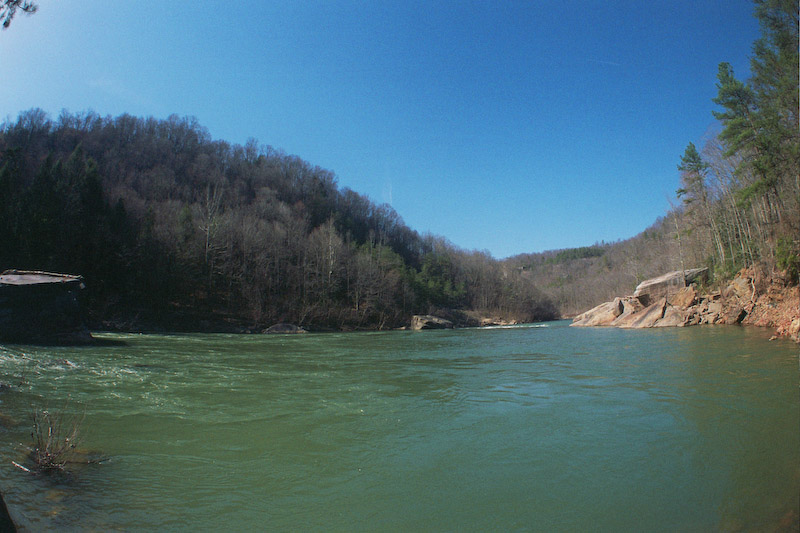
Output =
[{"x1": 0, "y1": 322, "x2": 796, "y2": 530}]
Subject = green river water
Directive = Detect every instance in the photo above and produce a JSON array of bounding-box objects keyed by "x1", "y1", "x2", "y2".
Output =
[{"x1": 0, "y1": 321, "x2": 796, "y2": 531}]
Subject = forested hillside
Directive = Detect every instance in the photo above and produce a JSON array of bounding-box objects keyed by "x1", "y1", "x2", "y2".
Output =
[
  {"x1": 511, "y1": 0, "x2": 799, "y2": 317},
  {"x1": 0, "y1": 111, "x2": 557, "y2": 330},
  {"x1": 507, "y1": 220, "x2": 682, "y2": 317}
]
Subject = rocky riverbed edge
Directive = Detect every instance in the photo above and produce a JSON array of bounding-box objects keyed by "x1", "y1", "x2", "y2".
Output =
[{"x1": 571, "y1": 266, "x2": 800, "y2": 343}]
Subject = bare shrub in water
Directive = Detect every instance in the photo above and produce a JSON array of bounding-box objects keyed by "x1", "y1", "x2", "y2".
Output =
[{"x1": 29, "y1": 406, "x2": 84, "y2": 473}]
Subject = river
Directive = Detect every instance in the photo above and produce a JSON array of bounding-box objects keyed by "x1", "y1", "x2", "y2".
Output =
[{"x1": 0, "y1": 321, "x2": 796, "y2": 531}]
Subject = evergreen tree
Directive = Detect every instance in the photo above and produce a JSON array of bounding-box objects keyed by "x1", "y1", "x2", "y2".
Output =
[
  {"x1": 676, "y1": 142, "x2": 709, "y2": 203},
  {"x1": 0, "y1": 0, "x2": 36, "y2": 29},
  {"x1": 712, "y1": 1, "x2": 799, "y2": 225}
]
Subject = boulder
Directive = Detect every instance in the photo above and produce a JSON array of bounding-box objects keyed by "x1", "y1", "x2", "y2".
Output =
[
  {"x1": 654, "y1": 305, "x2": 686, "y2": 327},
  {"x1": 610, "y1": 297, "x2": 646, "y2": 327},
  {"x1": 724, "y1": 276, "x2": 753, "y2": 300},
  {"x1": 571, "y1": 299, "x2": 624, "y2": 327},
  {"x1": 0, "y1": 270, "x2": 92, "y2": 345},
  {"x1": 633, "y1": 268, "x2": 708, "y2": 306},
  {"x1": 264, "y1": 323, "x2": 306, "y2": 334},
  {"x1": 684, "y1": 309, "x2": 702, "y2": 326},
  {"x1": 668, "y1": 286, "x2": 697, "y2": 309},
  {"x1": 428, "y1": 308, "x2": 480, "y2": 328},
  {"x1": 573, "y1": 295, "x2": 676, "y2": 329},
  {"x1": 411, "y1": 315, "x2": 454, "y2": 330},
  {"x1": 725, "y1": 307, "x2": 748, "y2": 324},
  {"x1": 789, "y1": 319, "x2": 800, "y2": 343},
  {"x1": 699, "y1": 299, "x2": 723, "y2": 324},
  {"x1": 625, "y1": 297, "x2": 667, "y2": 328},
  {"x1": 706, "y1": 301, "x2": 723, "y2": 315}
]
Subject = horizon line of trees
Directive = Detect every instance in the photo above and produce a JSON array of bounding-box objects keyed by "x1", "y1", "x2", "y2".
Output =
[{"x1": 0, "y1": 109, "x2": 557, "y2": 329}]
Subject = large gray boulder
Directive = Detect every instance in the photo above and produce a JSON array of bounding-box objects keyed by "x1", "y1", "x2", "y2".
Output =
[
  {"x1": 0, "y1": 270, "x2": 92, "y2": 344},
  {"x1": 633, "y1": 268, "x2": 708, "y2": 306},
  {"x1": 411, "y1": 315, "x2": 454, "y2": 330}
]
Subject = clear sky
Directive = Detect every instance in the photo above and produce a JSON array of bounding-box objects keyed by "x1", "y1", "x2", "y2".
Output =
[{"x1": 1, "y1": 1, "x2": 760, "y2": 258}]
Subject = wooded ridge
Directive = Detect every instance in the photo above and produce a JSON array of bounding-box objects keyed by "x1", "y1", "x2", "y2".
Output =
[{"x1": 0, "y1": 111, "x2": 558, "y2": 331}]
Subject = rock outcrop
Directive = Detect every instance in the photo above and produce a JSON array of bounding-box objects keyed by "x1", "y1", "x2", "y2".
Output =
[
  {"x1": 0, "y1": 270, "x2": 92, "y2": 345},
  {"x1": 632, "y1": 268, "x2": 708, "y2": 306},
  {"x1": 573, "y1": 295, "x2": 677, "y2": 329},
  {"x1": 411, "y1": 315, "x2": 454, "y2": 330},
  {"x1": 571, "y1": 266, "x2": 800, "y2": 342}
]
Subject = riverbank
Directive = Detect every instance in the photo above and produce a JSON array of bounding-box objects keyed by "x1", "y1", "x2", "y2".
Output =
[
  {"x1": 734, "y1": 267, "x2": 800, "y2": 342},
  {"x1": 572, "y1": 265, "x2": 800, "y2": 343},
  {"x1": 90, "y1": 303, "x2": 539, "y2": 335}
]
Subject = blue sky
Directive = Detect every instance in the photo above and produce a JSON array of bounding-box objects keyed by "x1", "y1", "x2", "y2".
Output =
[{"x1": 1, "y1": 1, "x2": 760, "y2": 258}]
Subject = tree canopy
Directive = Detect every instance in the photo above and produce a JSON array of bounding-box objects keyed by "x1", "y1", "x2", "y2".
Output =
[{"x1": 0, "y1": 110, "x2": 558, "y2": 330}]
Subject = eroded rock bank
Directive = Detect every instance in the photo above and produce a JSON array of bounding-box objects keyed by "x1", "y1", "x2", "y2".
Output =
[{"x1": 571, "y1": 266, "x2": 800, "y2": 343}]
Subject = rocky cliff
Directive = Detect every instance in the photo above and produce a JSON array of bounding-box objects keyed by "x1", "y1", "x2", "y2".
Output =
[{"x1": 571, "y1": 266, "x2": 800, "y2": 343}]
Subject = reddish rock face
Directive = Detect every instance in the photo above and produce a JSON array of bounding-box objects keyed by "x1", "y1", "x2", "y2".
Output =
[
  {"x1": 669, "y1": 286, "x2": 698, "y2": 309},
  {"x1": 570, "y1": 265, "x2": 798, "y2": 342},
  {"x1": 626, "y1": 297, "x2": 667, "y2": 328},
  {"x1": 655, "y1": 305, "x2": 687, "y2": 328},
  {"x1": 611, "y1": 297, "x2": 646, "y2": 327}
]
